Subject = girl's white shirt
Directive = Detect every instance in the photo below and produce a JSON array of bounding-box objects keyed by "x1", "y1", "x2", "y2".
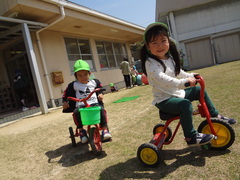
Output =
[
  {"x1": 146, "y1": 57, "x2": 194, "y2": 105},
  {"x1": 74, "y1": 79, "x2": 98, "y2": 107}
]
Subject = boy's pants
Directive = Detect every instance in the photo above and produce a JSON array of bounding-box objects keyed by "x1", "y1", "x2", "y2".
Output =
[{"x1": 155, "y1": 86, "x2": 218, "y2": 138}]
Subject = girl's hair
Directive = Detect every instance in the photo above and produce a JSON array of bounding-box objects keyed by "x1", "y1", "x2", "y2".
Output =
[{"x1": 140, "y1": 26, "x2": 181, "y2": 76}]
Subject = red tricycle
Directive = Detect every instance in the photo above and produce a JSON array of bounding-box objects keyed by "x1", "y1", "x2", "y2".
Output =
[
  {"x1": 67, "y1": 88, "x2": 108, "y2": 155},
  {"x1": 137, "y1": 75, "x2": 235, "y2": 167}
]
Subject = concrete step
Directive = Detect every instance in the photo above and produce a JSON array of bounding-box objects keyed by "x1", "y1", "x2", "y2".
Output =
[{"x1": 0, "y1": 107, "x2": 41, "y2": 125}]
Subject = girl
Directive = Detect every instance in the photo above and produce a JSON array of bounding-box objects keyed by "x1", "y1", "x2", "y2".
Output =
[{"x1": 140, "y1": 22, "x2": 236, "y2": 147}]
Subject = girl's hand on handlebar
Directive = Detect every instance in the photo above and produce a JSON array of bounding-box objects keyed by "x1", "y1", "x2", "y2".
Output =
[
  {"x1": 63, "y1": 101, "x2": 69, "y2": 109},
  {"x1": 187, "y1": 77, "x2": 197, "y2": 87}
]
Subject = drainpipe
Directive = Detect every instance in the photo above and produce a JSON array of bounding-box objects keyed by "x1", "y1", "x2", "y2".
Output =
[
  {"x1": 36, "y1": 5, "x2": 65, "y2": 108},
  {"x1": 168, "y1": 12, "x2": 180, "y2": 49},
  {"x1": 210, "y1": 36, "x2": 217, "y2": 65}
]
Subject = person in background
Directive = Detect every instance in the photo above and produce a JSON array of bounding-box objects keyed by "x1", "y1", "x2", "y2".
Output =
[
  {"x1": 62, "y1": 59, "x2": 112, "y2": 143},
  {"x1": 120, "y1": 58, "x2": 132, "y2": 89},
  {"x1": 109, "y1": 83, "x2": 118, "y2": 92},
  {"x1": 131, "y1": 65, "x2": 138, "y2": 87},
  {"x1": 13, "y1": 69, "x2": 29, "y2": 111},
  {"x1": 140, "y1": 22, "x2": 236, "y2": 147}
]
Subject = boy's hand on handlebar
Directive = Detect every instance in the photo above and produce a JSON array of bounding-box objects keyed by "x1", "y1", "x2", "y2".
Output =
[
  {"x1": 63, "y1": 101, "x2": 69, "y2": 109},
  {"x1": 98, "y1": 93, "x2": 103, "y2": 101}
]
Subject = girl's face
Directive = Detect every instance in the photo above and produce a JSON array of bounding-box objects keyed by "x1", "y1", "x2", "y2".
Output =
[
  {"x1": 75, "y1": 70, "x2": 90, "y2": 84},
  {"x1": 147, "y1": 34, "x2": 169, "y2": 60}
]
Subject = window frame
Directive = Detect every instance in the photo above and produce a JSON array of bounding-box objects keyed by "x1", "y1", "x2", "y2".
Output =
[
  {"x1": 95, "y1": 40, "x2": 128, "y2": 70},
  {"x1": 64, "y1": 37, "x2": 95, "y2": 73}
]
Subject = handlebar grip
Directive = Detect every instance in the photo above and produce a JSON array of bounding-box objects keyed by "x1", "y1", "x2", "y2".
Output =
[
  {"x1": 185, "y1": 74, "x2": 200, "y2": 87},
  {"x1": 185, "y1": 82, "x2": 190, "y2": 87},
  {"x1": 100, "y1": 88, "x2": 106, "y2": 91},
  {"x1": 194, "y1": 74, "x2": 200, "y2": 79},
  {"x1": 67, "y1": 97, "x2": 81, "y2": 102}
]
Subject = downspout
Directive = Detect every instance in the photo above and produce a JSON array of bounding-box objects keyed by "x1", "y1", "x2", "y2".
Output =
[
  {"x1": 36, "y1": 4, "x2": 65, "y2": 108},
  {"x1": 167, "y1": 12, "x2": 180, "y2": 49},
  {"x1": 210, "y1": 36, "x2": 217, "y2": 65}
]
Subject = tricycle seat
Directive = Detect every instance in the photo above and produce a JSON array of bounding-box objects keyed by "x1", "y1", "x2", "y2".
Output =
[{"x1": 159, "y1": 110, "x2": 179, "y2": 120}]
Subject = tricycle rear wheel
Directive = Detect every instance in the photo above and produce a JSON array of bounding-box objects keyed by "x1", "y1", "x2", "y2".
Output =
[
  {"x1": 137, "y1": 143, "x2": 162, "y2": 167},
  {"x1": 153, "y1": 123, "x2": 172, "y2": 142},
  {"x1": 69, "y1": 127, "x2": 76, "y2": 147},
  {"x1": 89, "y1": 127, "x2": 102, "y2": 155}
]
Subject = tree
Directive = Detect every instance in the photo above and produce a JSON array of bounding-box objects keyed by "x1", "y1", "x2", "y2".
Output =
[{"x1": 130, "y1": 41, "x2": 144, "y2": 61}]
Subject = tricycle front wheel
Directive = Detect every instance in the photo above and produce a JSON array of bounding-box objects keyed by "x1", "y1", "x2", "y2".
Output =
[
  {"x1": 89, "y1": 127, "x2": 102, "y2": 155},
  {"x1": 198, "y1": 119, "x2": 235, "y2": 150}
]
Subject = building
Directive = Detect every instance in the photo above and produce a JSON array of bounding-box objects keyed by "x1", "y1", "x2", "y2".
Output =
[
  {"x1": 0, "y1": 0, "x2": 145, "y2": 118},
  {"x1": 156, "y1": 0, "x2": 240, "y2": 70}
]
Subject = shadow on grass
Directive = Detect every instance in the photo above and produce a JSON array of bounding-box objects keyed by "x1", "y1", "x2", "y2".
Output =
[
  {"x1": 45, "y1": 142, "x2": 107, "y2": 167},
  {"x1": 99, "y1": 147, "x2": 231, "y2": 180}
]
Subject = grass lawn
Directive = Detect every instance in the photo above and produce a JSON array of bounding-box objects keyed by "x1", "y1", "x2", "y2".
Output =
[{"x1": 0, "y1": 60, "x2": 239, "y2": 180}]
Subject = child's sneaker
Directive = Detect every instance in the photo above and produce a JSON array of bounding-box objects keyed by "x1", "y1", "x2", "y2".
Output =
[
  {"x1": 186, "y1": 133, "x2": 214, "y2": 147},
  {"x1": 218, "y1": 115, "x2": 236, "y2": 125},
  {"x1": 80, "y1": 129, "x2": 88, "y2": 144},
  {"x1": 22, "y1": 106, "x2": 29, "y2": 111},
  {"x1": 102, "y1": 130, "x2": 112, "y2": 140}
]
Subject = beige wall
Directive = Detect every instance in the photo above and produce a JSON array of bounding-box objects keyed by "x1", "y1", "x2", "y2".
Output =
[
  {"x1": 0, "y1": 0, "x2": 144, "y2": 109},
  {"x1": 34, "y1": 30, "x2": 126, "y2": 101}
]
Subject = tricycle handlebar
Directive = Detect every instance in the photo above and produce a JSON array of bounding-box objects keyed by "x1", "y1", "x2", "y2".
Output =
[
  {"x1": 67, "y1": 88, "x2": 105, "y2": 106},
  {"x1": 184, "y1": 74, "x2": 200, "y2": 87}
]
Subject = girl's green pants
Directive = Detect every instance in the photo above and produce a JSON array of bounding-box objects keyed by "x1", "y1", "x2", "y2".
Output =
[{"x1": 155, "y1": 86, "x2": 218, "y2": 138}]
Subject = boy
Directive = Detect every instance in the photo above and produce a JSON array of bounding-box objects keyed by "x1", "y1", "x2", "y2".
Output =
[{"x1": 62, "y1": 59, "x2": 112, "y2": 143}]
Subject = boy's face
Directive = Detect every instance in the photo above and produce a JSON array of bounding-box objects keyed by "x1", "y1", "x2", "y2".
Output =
[{"x1": 75, "y1": 70, "x2": 90, "y2": 84}]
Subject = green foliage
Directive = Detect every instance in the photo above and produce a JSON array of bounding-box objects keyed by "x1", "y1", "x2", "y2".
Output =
[{"x1": 130, "y1": 42, "x2": 144, "y2": 60}]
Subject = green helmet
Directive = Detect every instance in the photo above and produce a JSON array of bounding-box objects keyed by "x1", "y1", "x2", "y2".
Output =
[
  {"x1": 143, "y1": 22, "x2": 169, "y2": 42},
  {"x1": 74, "y1": 59, "x2": 90, "y2": 72}
]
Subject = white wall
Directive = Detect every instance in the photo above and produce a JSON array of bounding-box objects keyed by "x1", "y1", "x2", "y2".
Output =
[
  {"x1": 156, "y1": 0, "x2": 240, "y2": 70},
  {"x1": 156, "y1": 0, "x2": 215, "y2": 15},
  {"x1": 174, "y1": 0, "x2": 240, "y2": 41}
]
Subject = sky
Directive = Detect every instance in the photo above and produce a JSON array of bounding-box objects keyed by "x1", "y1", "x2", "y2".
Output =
[{"x1": 68, "y1": 0, "x2": 156, "y2": 27}]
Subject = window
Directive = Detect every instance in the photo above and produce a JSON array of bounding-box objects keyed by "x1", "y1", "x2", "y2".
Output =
[
  {"x1": 96, "y1": 41, "x2": 127, "y2": 69},
  {"x1": 64, "y1": 37, "x2": 94, "y2": 73},
  {"x1": 113, "y1": 42, "x2": 127, "y2": 66}
]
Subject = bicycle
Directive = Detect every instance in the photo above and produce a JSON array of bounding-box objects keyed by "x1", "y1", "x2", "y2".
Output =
[
  {"x1": 137, "y1": 75, "x2": 235, "y2": 167},
  {"x1": 67, "y1": 88, "x2": 108, "y2": 155}
]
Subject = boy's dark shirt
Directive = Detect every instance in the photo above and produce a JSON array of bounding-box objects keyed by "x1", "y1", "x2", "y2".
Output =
[{"x1": 62, "y1": 79, "x2": 103, "y2": 113}]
